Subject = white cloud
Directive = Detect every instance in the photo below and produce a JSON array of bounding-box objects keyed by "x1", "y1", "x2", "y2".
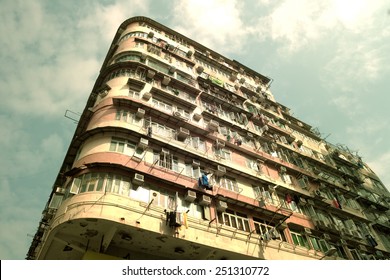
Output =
[
  {"x1": 367, "y1": 150, "x2": 390, "y2": 191},
  {"x1": 171, "y1": 0, "x2": 251, "y2": 54}
]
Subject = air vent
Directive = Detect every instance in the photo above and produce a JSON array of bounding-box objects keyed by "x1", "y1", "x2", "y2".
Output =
[
  {"x1": 199, "y1": 195, "x2": 211, "y2": 206},
  {"x1": 132, "y1": 173, "x2": 144, "y2": 185},
  {"x1": 217, "y1": 200, "x2": 228, "y2": 212},
  {"x1": 136, "y1": 108, "x2": 145, "y2": 118},
  {"x1": 184, "y1": 190, "x2": 197, "y2": 202}
]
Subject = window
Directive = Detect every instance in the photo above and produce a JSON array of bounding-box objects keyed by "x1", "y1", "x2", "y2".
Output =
[
  {"x1": 152, "y1": 98, "x2": 173, "y2": 113},
  {"x1": 213, "y1": 147, "x2": 231, "y2": 161},
  {"x1": 290, "y1": 232, "x2": 309, "y2": 248},
  {"x1": 153, "y1": 151, "x2": 179, "y2": 172},
  {"x1": 185, "y1": 164, "x2": 202, "y2": 179},
  {"x1": 218, "y1": 209, "x2": 250, "y2": 232},
  {"x1": 297, "y1": 175, "x2": 309, "y2": 189},
  {"x1": 253, "y1": 217, "x2": 284, "y2": 241},
  {"x1": 308, "y1": 236, "x2": 331, "y2": 252},
  {"x1": 151, "y1": 189, "x2": 176, "y2": 210},
  {"x1": 246, "y1": 158, "x2": 260, "y2": 172},
  {"x1": 218, "y1": 176, "x2": 239, "y2": 192},
  {"x1": 109, "y1": 137, "x2": 137, "y2": 156},
  {"x1": 188, "y1": 137, "x2": 206, "y2": 152}
]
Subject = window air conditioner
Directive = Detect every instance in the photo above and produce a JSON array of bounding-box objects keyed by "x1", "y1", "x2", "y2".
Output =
[
  {"x1": 193, "y1": 112, "x2": 202, "y2": 121},
  {"x1": 142, "y1": 92, "x2": 152, "y2": 100},
  {"x1": 132, "y1": 173, "x2": 144, "y2": 185},
  {"x1": 162, "y1": 76, "x2": 171, "y2": 86},
  {"x1": 299, "y1": 197, "x2": 307, "y2": 205},
  {"x1": 307, "y1": 199, "x2": 315, "y2": 206},
  {"x1": 55, "y1": 187, "x2": 66, "y2": 195},
  {"x1": 358, "y1": 245, "x2": 366, "y2": 251},
  {"x1": 177, "y1": 127, "x2": 190, "y2": 139},
  {"x1": 192, "y1": 159, "x2": 200, "y2": 167},
  {"x1": 136, "y1": 108, "x2": 145, "y2": 118},
  {"x1": 216, "y1": 165, "x2": 226, "y2": 176},
  {"x1": 184, "y1": 190, "x2": 197, "y2": 202},
  {"x1": 147, "y1": 69, "x2": 156, "y2": 79},
  {"x1": 323, "y1": 233, "x2": 331, "y2": 240},
  {"x1": 137, "y1": 138, "x2": 149, "y2": 149},
  {"x1": 196, "y1": 65, "x2": 204, "y2": 74},
  {"x1": 99, "y1": 90, "x2": 108, "y2": 97},
  {"x1": 340, "y1": 239, "x2": 347, "y2": 245},
  {"x1": 217, "y1": 200, "x2": 228, "y2": 212},
  {"x1": 199, "y1": 195, "x2": 211, "y2": 206},
  {"x1": 208, "y1": 120, "x2": 219, "y2": 131}
]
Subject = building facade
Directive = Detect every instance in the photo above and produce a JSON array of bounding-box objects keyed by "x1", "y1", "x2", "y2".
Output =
[{"x1": 27, "y1": 16, "x2": 390, "y2": 260}]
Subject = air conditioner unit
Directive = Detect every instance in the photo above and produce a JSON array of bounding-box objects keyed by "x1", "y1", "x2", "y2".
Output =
[
  {"x1": 177, "y1": 127, "x2": 190, "y2": 139},
  {"x1": 299, "y1": 197, "x2": 307, "y2": 205},
  {"x1": 323, "y1": 233, "x2": 331, "y2": 240},
  {"x1": 328, "y1": 224, "x2": 339, "y2": 232},
  {"x1": 160, "y1": 148, "x2": 170, "y2": 155},
  {"x1": 55, "y1": 187, "x2": 66, "y2": 195},
  {"x1": 184, "y1": 190, "x2": 197, "y2": 202},
  {"x1": 358, "y1": 245, "x2": 366, "y2": 251},
  {"x1": 192, "y1": 159, "x2": 200, "y2": 167},
  {"x1": 173, "y1": 111, "x2": 182, "y2": 118},
  {"x1": 137, "y1": 138, "x2": 148, "y2": 149},
  {"x1": 142, "y1": 92, "x2": 152, "y2": 100},
  {"x1": 208, "y1": 120, "x2": 219, "y2": 131},
  {"x1": 215, "y1": 165, "x2": 226, "y2": 176},
  {"x1": 215, "y1": 139, "x2": 225, "y2": 148},
  {"x1": 341, "y1": 228, "x2": 352, "y2": 236},
  {"x1": 199, "y1": 195, "x2": 211, "y2": 206},
  {"x1": 376, "y1": 250, "x2": 384, "y2": 257},
  {"x1": 147, "y1": 69, "x2": 156, "y2": 79},
  {"x1": 196, "y1": 65, "x2": 204, "y2": 74},
  {"x1": 340, "y1": 239, "x2": 347, "y2": 245},
  {"x1": 136, "y1": 108, "x2": 145, "y2": 118},
  {"x1": 132, "y1": 173, "x2": 144, "y2": 185},
  {"x1": 217, "y1": 200, "x2": 228, "y2": 212},
  {"x1": 99, "y1": 90, "x2": 108, "y2": 97},
  {"x1": 193, "y1": 112, "x2": 202, "y2": 121},
  {"x1": 162, "y1": 76, "x2": 171, "y2": 86}
]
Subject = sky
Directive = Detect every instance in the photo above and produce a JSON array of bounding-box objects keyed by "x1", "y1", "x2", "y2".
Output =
[{"x1": 0, "y1": 0, "x2": 389, "y2": 260}]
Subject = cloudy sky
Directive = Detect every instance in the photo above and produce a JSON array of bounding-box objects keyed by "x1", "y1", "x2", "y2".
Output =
[{"x1": 1, "y1": 0, "x2": 389, "y2": 260}]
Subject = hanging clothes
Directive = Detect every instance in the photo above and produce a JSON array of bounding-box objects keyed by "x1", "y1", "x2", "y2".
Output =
[
  {"x1": 199, "y1": 173, "x2": 212, "y2": 190},
  {"x1": 333, "y1": 198, "x2": 340, "y2": 209},
  {"x1": 286, "y1": 193, "x2": 293, "y2": 204}
]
